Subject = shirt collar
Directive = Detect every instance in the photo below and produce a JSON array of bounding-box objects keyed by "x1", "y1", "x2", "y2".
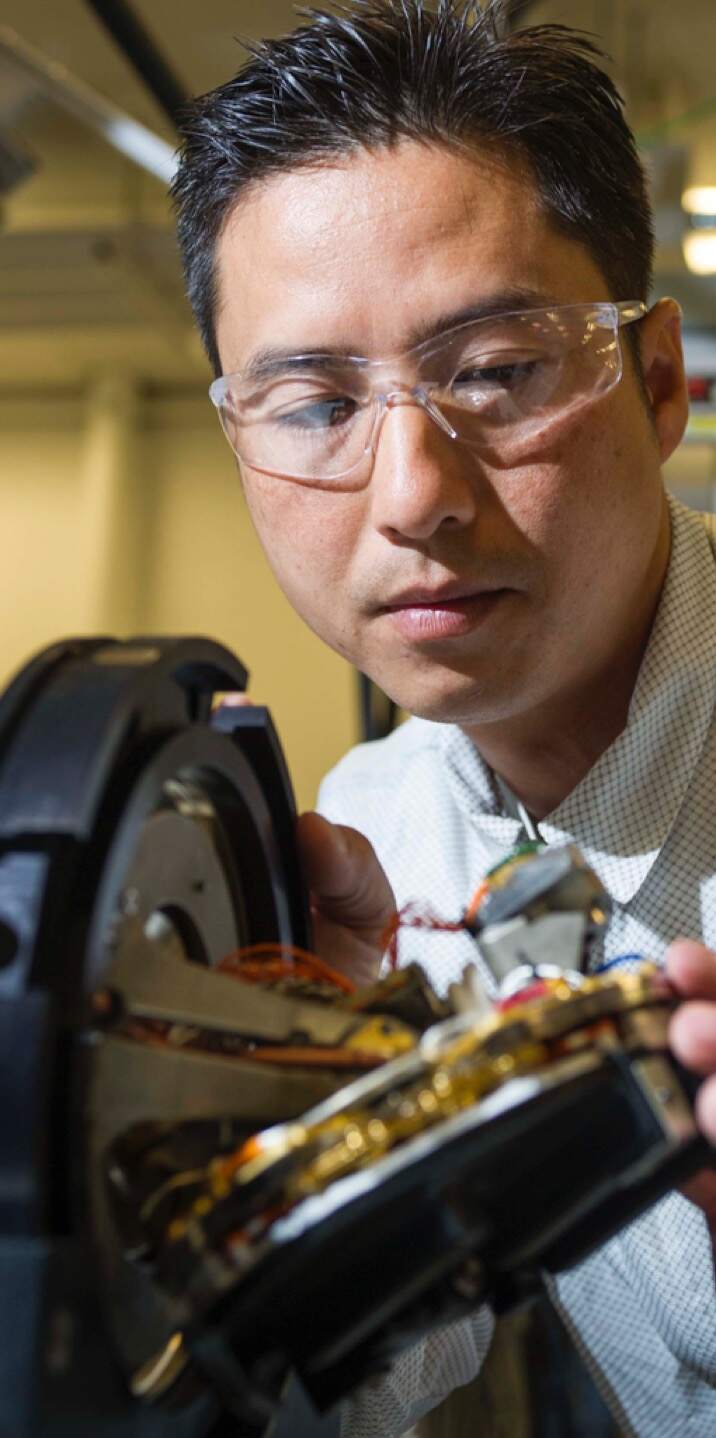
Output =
[{"x1": 440, "y1": 496, "x2": 716, "y2": 903}]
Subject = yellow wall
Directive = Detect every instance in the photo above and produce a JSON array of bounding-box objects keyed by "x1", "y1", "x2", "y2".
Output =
[{"x1": 0, "y1": 385, "x2": 356, "y2": 812}]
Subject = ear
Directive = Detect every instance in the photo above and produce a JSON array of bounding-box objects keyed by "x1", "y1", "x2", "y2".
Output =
[{"x1": 638, "y1": 298, "x2": 689, "y2": 463}]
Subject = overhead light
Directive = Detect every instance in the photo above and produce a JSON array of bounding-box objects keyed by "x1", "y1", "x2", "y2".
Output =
[
  {"x1": 104, "y1": 116, "x2": 176, "y2": 185},
  {"x1": 683, "y1": 185, "x2": 716, "y2": 216},
  {"x1": 0, "y1": 25, "x2": 176, "y2": 184},
  {"x1": 683, "y1": 228, "x2": 716, "y2": 275}
]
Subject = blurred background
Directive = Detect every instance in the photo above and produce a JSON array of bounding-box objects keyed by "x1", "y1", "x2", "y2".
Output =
[{"x1": 1, "y1": 0, "x2": 716, "y2": 808}]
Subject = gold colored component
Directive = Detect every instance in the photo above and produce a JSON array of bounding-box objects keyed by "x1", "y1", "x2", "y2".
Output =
[
  {"x1": 162, "y1": 965, "x2": 674, "y2": 1256},
  {"x1": 417, "y1": 1089, "x2": 439, "y2": 1115},
  {"x1": 345, "y1": 1126, "x2": 366, "y2": 1152},
  {"x1": 618, "y1": 1006, "x2": 671, "y2": 1049},
  {"x1": 344, "y1": 1016, "x2": 417, "y2": 1059},
  {"x1": 494, "y1": 1053, "x2": 516, "y2": 1075},
  {"x1": 130, "y1": 1332, "x2": 188, "y2": 1401},
  {"x1": 232, "y1": 1122, "x2": 309, "y2": 1186},
  {"x1": 286, "y1": 1032, "x2": 552, "y2": 1201}
]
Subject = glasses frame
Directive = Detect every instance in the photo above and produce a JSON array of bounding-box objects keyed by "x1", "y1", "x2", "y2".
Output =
[{"x1": 209, "y1": 300, "x2": 648, "y2": 485}]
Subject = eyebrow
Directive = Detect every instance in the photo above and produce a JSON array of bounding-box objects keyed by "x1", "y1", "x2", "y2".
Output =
[{"x1": 239, "y1": 286, "x2": 558, "y2": 383}]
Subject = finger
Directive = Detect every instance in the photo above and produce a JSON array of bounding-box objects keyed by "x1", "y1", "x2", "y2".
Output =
[
  {"x1": 297, "y1": 812, "x2": 396, "y2": 943},
  {"x1": 212, "y1": 692, "x2": 254, "y2": 710},
  {"x1": 696, "y1": 1073, "x2": 716, "y2": 1146},
  {"x1": 311, "y1": 910, "x2": 384, "y2": 987},
  {"x1": 666, "y1": 939, "x2": 716, "y2": 1000},
  {"x1": 670, "y1": 1001, "x2": 716, "y2": 1075}
]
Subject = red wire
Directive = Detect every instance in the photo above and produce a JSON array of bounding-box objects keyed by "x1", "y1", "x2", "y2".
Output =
[{"x1": 381, "y1": 901, "x2": 466, "y2": 970}]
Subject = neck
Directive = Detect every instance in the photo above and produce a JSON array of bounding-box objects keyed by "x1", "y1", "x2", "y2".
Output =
[
  {"x1": 468, "y1": 665, "x2": 641, "y2": 821},
  {"x1": 463, "y1": 506, "x2": 671, "y2": 822}
]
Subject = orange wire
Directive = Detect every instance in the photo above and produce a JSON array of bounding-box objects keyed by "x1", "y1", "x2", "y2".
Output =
[
  {"x1": 220, "y1": 1134, "x2": 266, "y2": 1179},
  {"x1": 464, "y1": 880, "x2": 489, "y2": 926},
  {"x1": 230, "y1": 961, "x2": 301, "y2": 984},
  {"x1": 218, "y1": 942, "x2": 356, "y2": 994}
]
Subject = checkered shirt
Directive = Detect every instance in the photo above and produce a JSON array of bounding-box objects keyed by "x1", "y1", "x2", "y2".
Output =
[{"x1": 318, "y1": 494, "x2": 716, "y2": 1438}]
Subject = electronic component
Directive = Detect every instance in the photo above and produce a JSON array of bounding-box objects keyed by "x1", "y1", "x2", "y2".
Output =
[
  {"x1": 464, "y1": 841, "x2": 612, "y2": 992},
  {"x1": 0, "y1": 637, "x2": 709, "y2": 1438}
]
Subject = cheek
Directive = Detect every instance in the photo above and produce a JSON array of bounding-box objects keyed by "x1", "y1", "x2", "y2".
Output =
[
  {"x1": 241, "y1": 472, "x2": 365, "y2": 626},
  {"x1": 484, "y1": 453, "x2": 581, "y2": 572},
  {"x1": 504, "y1": 415, "x2": 634, "y2": 561},
  {"x1": 482, "y1": 423, "x2": 639, "y2": 636}
]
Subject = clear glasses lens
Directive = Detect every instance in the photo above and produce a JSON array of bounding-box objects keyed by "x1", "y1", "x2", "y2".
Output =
[
  {"x1": 432, "y1": 307, "x2": 622, "y2": 457},
  {"x1": 219, "y1": 368, "x2": 376, "y2": 483},
  {"x1": 213, "y1": 305, "x2": 625, "y2": 483}
]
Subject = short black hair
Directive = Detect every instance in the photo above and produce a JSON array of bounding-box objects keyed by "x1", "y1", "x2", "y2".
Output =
[{"x1": 172, "y1": 0, "x2": 653, "y2": 376}]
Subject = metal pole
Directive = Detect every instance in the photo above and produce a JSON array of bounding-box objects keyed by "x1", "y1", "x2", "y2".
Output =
[{"x1": 83, "y1": 0, "x2": 189, "y2": 129}]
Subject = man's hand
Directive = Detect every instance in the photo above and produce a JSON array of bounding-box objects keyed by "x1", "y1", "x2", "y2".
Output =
[
  {"x1": 297, "y1": 811, "x2": 396, "y2": 988},
  {"x1": 667, "y1": 940, "x2": 716, "y2": 1225},
  {"x1": 214, "y1": 696, "x2": 395, "y2": 988},
  {"x1": 668, "y1": 940, "x2": 716, "y2": 1138}
]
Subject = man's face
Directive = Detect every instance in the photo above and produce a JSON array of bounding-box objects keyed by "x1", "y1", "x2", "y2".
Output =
[{"x1": 215, "y1": 141, "x2": 677, "y2": 726}]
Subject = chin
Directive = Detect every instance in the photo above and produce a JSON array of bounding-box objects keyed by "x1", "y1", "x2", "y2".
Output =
[{"x1": 374, "y1": 670, "x2": 521, "y2": 728}]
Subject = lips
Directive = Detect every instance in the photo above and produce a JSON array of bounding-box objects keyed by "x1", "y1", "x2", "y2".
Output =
[
  {"x1": 380, "y1": 584, "x2": 511, "y2": 642},
  {"x1": 383, "y1": 582, "x2": 497, "y2": 608}
]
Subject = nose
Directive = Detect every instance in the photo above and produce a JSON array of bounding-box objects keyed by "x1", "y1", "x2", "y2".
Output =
[{"x1": 369, "y1": 394, "x2": 479, "y2": 543}]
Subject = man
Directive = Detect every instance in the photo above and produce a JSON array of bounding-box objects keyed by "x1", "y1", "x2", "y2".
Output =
[{"x1": 172, "y1": 2, "x2": 716, "y2": 1432}]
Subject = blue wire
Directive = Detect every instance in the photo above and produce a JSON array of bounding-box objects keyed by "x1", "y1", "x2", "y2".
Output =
[{"x1": 592, "y1": 953, "x2": 644, "y2": 975}]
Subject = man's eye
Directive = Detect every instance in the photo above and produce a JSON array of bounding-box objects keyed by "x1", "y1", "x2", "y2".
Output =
[
  {"x1": 453, "y1": 359, "x2": 539, "y2": 391},
  {"x1": 275, "y1": 396, "x2": 358, "y2": 430}
]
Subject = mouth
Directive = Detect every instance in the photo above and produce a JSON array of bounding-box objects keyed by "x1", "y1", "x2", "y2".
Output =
[{"x1": 379, "y1": 585, "x2": 515, "y2": 642}]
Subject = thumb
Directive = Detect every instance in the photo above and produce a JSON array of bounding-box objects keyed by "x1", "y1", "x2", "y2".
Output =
[
  {"x1": 297, "y1": 811, "x2": 396, "y2": 951},
  {"x1": 666, "y1": 939, "x2": 716, "y2": 1000}
]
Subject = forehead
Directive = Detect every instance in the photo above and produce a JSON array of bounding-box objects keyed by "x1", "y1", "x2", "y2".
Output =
[{"x1": 214, "y1": 140, "x2": 608, "y2": 370}]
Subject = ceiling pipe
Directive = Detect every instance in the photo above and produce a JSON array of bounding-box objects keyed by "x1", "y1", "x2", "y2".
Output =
[{"x1": 83, "y1": 0, "x2": 188, "y2": 130}]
